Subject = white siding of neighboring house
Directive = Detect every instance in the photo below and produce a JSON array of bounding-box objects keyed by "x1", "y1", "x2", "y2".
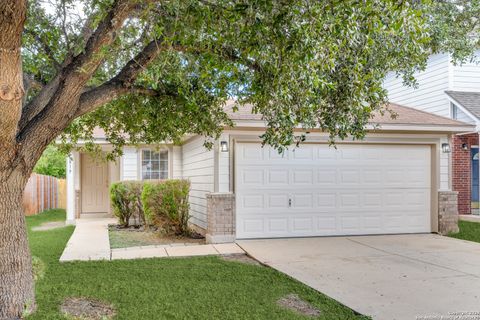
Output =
[
  {"x1": 121, "y1": 147, "x2": 139, "y2": 180},
  {"x1": 383, "y1": 53, "x2": 451, "y2": 117},
  {"x1": 181, "y1": 136, "x2": 214, "y2": 230},
  {"x1": 452, "y1": 50, "x2": 480, "y2": 92}
]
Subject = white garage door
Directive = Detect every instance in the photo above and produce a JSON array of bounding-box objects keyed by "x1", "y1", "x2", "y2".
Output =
[{"x1": 235, "y1": 143, "x2": 431, "y2": 239}]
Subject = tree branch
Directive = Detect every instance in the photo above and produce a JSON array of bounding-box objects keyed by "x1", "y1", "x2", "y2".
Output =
[
  {"x1": 18, "y1": 0, "x2": 140, "y2": 136},
  {"x1": 76, "y1": 84, "x2": 160, "y2": 117},
  {"x1": 74, "y1": 37, "x2": 264, "y2": 117},
  {"x1": 22, "y1": 73, "x2": 43, "y2": 92},
  {"x1": 60, "y1": 0, "x2": 71, "y2": 52},
  {"x1": 74, "y1": 38, "x2": 167, "y2": 116}
]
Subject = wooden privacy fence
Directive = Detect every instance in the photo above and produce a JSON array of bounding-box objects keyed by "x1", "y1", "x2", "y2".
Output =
[{"x1": 23, "y1": 173, "x2": 67, "y2": 215}]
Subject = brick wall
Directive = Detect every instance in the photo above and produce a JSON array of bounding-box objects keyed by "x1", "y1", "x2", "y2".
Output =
[
  {"x1": 206, "y1": 193, "x2": 235, "y2": 243},
  {"x1": 452, "y1": 134, "x2": 478, "y2": 214}
]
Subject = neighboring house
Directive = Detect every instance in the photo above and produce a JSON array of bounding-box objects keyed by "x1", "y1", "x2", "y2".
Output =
[
  {"x1": 384, "y1": 51, "x2": 480, "y2": 215},
  {"x1": 65, "y1": 101, "x2": 474, "y2": 242}
]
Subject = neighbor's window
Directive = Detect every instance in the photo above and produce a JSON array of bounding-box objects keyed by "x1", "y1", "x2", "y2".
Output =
[
  {"x1": 451, "y1": 103, "x2": 458, "y2": 120},
  {"x1": 141, "y1": 149, "x2": 168, "y2": 180}
]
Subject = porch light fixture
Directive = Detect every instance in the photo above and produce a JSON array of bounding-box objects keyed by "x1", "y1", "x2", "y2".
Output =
[
  {"x1": 462, "y1": 143, "x2": 469, "y2": 151},
  {"x1": 220, "y1": 141, "x2": 229, "y2": 152},
  {"x1": 441, "y1": 143, "x2": 451, "y2": 153}
]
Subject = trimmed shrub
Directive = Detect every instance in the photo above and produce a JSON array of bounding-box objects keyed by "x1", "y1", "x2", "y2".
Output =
[
  {"x1": 142, "y1": 179, "x2": 190, "y2": 235},
  {"x1": 110, "y1": 181, "x2": 145, "y2": 227}
]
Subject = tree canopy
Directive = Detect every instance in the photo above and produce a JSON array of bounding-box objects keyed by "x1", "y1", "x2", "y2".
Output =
[{"x1": 20, "y1": 0, "x2": 479, "y2": 157}]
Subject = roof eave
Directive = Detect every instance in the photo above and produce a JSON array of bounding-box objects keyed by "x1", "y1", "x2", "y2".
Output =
[{"x1": 230, "y1": 120, "x2": 475, "y2": 133}]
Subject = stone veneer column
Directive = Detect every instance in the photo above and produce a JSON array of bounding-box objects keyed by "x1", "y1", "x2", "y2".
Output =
[
  {"x1": 438, "y1": 191, "x2": 459, "y2": 235},
  {"x1": 205, "y1": 193, "x2": 235, "y2": 244}
]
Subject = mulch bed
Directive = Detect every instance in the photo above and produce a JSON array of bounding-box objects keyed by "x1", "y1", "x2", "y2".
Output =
[
  {"x1": 109, "y1": 224, "x2": 205, "y2": 249},
  {"x1": 277, "y1": 294, "x2": 321, "y2": 317},
  {"x1": 60, "y1": 297, "x2": 116, "y2": 320}
]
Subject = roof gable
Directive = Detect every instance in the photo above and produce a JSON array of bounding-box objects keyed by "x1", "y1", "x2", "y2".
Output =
[{"x1": 445, "y1": 90, "x2": 480, "y2": 120}]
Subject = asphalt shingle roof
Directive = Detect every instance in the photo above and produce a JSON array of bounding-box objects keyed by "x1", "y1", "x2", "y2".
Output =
[
  {"x1": 224, "y1": 100, "x2": 470, "y2": 127},
  {"x1": 90, "y1": 101, "x2": 472, "y2": 139},
  {"x1": 445, "y1": 90, "x2": 480, "y2": 119}
]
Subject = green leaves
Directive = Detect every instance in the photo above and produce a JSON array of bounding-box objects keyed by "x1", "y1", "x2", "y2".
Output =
[
  {"x1": 24, "y1": 0, "x2": 479, "y2": 154},
  {"x1": 33, "y1": 145, "x2": 67, "y2": 178}
]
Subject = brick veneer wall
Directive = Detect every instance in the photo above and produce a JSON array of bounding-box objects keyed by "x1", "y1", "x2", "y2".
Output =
[
  {"x1": 205, "y1": 193, "x2": 235, "y2": 243},
  {"x1": 452, "y1": 134, "x2": 478, "y2": 215}
]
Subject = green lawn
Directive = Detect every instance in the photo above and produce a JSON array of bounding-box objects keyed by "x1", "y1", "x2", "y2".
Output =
[
  {"x1": 26, "y1": 210, "x2": 369, "y2": 320},
  {"x1": 448, "y1": 220, "x2": 480, "y2": 243}
]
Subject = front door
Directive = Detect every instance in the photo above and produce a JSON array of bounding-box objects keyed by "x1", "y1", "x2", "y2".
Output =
[
  {"x1": 471, "y1": 147, "x2": 479, "y2": 213},
  {"x1": 81, "y1": 154, "x2": 109, "y2": 213}
]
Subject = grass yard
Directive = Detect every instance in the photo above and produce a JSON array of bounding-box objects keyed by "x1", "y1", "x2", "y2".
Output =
[
  {"x1": 26, "y1": 210, "x2": 369, "y2": 320},
  {"x1": 448, "y1": 220, "x2": 480, "y2": 243}
]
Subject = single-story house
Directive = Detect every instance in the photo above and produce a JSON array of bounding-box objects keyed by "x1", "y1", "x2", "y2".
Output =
[{"x1": 65, "y1": 101, "x2": 474, "y2": 243}]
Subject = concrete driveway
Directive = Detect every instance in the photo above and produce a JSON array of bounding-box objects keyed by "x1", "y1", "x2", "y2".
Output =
[{"x1": 237, "y1": 234, "x2": 480, "y2": 320}]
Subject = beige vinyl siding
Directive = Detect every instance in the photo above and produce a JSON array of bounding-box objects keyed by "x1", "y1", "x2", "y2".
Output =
[
  {"x1": 383, "y1": 53, "x2": 451, "y2": 117},
  {"x1": 181, "y1": 136, "x2": 214, "y2": 229},
  {"x1": 171, "y1": 146, "x2": 183, "y2": 179},
  {"x1": 218, "y1": 133, "x2": 230, "y2": 192},
  {"x1": 121, "y1": 147, "x2": 138, "y2": 180},
  {"x1": 439, "y1": 136, "x2": 450, "y2": 190}
]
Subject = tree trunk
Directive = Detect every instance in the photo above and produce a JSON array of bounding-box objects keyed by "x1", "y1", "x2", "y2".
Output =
[{"x1": 0, "y1": 168, "x2": 35, "y2": 320}]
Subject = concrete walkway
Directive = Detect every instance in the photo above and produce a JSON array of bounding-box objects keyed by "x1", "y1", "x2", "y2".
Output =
[
  {"x1": 60, "y1": 216, "x2": 244, "y2": 262},
  {"x1": 238, "y1": 234, "x2": 480, "y2": 320},
  {"x1": 60, "y1": 216, "x2": 115, "y2": 261},
  {"x1": 459, "y1": 214, "x2": 480, "y2": 223},
  {"x1": 111, "y1": 243, "x2": 244, "y2": 260}
]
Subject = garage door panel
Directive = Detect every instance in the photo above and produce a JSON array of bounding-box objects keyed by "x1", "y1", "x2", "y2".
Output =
[
  {"x1": 236, "y1": 143, "x2": 431, "y2": 239},
  {"x1": 238, "y1": 188, "x2": 430, "y2": 214},
  {"x1": 241, "y1": 194, "x2": 264, "y2": 208},
  {"x1": 268, "y1": 169, "x2": 289, "y2": 184},
  {"x1": 237, "y1": 167, "x2": 430, "y2": 189}
]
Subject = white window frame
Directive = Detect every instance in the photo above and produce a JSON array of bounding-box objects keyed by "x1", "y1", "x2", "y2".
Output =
[{"x1": 139, "y1": 148, "x2": 169, "y2": 180}]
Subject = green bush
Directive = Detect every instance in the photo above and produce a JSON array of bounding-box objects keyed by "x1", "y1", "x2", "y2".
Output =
[
  {"x1": 34, "y1": 145, "x2": 66, "y2": 178},
  {"x1": 142, "y1": 180, "x2": 190, "y2": 235},
  {"x1": 110, "y1": 181, "x2": 145, "y2": 227}
]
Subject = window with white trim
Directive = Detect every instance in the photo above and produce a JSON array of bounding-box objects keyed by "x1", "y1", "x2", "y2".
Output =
[{"x1": 141, "y1": 149, "x2": 168, "y2": 180}]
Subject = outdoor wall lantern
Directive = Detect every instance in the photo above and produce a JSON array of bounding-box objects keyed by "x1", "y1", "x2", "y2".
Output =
[
  {"x1": 441, "y1": 143, "x2": 451, "y2": 153},
  {"x1": 462, "y1": 143, "x2": 469, "y2": 151},
  {"x1": 220, "y1": 141, "x2": 229, "y2": 152}
]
